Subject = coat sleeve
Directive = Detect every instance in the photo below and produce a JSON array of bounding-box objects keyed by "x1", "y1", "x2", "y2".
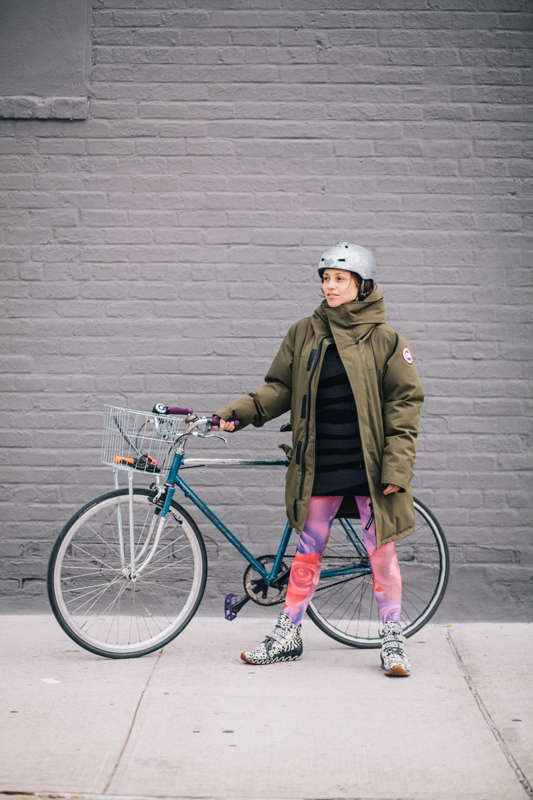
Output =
[
  {"x1": 214, "y1": 324, "x2": 295, "y2": 429},
  {"x1": 380, "y1": 334, "x2": 424, "y2": 491}
]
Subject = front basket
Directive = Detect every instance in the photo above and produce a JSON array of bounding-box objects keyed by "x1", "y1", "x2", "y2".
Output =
[{"x1": 101, "y1": 405, "x2": 185, "y2": 475}]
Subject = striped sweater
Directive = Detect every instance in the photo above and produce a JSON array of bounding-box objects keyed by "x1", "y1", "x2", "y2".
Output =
[{"x1": 311, "y1": 344, "x2": 370, "y2": 497}]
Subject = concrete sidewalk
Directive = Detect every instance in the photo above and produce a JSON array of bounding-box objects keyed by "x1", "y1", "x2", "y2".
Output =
[{"x1": 0, "y1": 615, "x2": 531, "y2": 800}]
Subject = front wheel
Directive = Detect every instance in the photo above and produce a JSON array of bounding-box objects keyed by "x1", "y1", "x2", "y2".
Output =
[
  {"x1": 307, "y1": 497, "x2": 449, "y2": 648},
  {"x1": 48, "y1": 489, "x2": 207, "y2": 658}
]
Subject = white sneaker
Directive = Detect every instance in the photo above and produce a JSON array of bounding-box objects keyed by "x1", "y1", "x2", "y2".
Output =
[
  {"x1": 380, "y1": 621, "x2": 411, "y2": 677},
  {"x1": 241, "y1": 612, "x2": 303, "y2": 665}
]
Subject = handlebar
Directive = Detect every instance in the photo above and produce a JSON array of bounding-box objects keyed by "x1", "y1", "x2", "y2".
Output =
[
  {"x1": 169, "y1": 405, "x2": 194, "y2": 416},
  {"x1": 153, "y1": 403, "x2": 193, "y2": 416},
  {"x1": 152, "y1": 404, "x2": 240, "y2": 430},
  {"x1": 211, "y1": 416, "x2": 240, "y2": 430}
]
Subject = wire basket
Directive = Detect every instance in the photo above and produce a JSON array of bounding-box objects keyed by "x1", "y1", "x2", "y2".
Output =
[{"x1": 102, "y1": 405, "x2": 185, "y2": 475}]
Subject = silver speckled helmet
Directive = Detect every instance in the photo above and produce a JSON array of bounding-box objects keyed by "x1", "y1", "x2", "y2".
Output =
[{"x1": 318, "y1": 241, "x2": 377, "y2": 282}]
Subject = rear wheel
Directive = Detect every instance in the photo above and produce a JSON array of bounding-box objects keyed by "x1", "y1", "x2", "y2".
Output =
[
  {"x1": 307, "y1": 497, "x2": 449, "y2": 648},
  {"x1": 48, "y1": 489, "x2": 207, "y2": 658}
]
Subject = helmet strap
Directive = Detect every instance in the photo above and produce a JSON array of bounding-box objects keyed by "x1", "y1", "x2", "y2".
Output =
[{"x1": 357, "y1": 279, "x2": 376, "y2": 301}]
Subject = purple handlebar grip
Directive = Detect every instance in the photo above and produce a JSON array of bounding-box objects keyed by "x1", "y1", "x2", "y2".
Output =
[
  {"x1": 211, "y1": 417, "x2": 240, "y2": 429},
  {"x1": 168, "y1": 406, "x2": 193, "y2": 415}
]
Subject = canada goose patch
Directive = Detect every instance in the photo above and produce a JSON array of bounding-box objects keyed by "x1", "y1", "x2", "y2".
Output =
[{"x1": 402, "y1": 347, "x2": 414, "y2": 364}]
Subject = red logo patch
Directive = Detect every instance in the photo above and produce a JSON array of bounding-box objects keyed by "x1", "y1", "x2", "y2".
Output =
[{"x1": 402, "y1": 347, "x2": 413, "y2": 364}]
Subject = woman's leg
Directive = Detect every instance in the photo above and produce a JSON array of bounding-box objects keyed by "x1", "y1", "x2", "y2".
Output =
[
  {"x1": 355, "y1": 496, "x2": 402, "y2": 624},
  {"x1": 240, "y1": 496, "x2": 342, "y2": 664},
  {"x1": 283, "y1": 495, "x2": 343, "y2": 626}
]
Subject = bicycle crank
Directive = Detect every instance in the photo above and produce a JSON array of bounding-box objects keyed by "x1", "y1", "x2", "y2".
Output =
[{"x1": 243, "y1": 554, "x2": 290, "y2": 606}]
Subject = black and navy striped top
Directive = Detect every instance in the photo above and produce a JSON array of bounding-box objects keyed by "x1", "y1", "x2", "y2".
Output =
[{"x1": 312, "y1": 345, "x2": 370, "y2": 497}]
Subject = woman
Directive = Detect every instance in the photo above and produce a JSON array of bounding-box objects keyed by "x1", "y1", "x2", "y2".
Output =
[{"x1": 214, "y1": 242, "x2": 424, "y2": 677}]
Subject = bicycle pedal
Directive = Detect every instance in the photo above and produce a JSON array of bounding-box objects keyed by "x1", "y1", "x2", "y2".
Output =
[{"x1": 224, "y1": 593, "x2": 239, "y2": 621}]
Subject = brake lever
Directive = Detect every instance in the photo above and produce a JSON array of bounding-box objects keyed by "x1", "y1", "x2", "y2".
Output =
[{"x1": 193, "y1": 429, "x2": 227, "y2": 443}]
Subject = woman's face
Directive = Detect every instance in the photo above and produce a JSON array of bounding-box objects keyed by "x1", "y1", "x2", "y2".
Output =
[{"x1": 322, "y1": 269, "x2": 360, "y2": 307}]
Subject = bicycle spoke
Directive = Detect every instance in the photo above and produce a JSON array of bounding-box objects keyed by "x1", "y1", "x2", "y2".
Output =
[
  {"x1": 61, "y1": 568, "x2": 118, "y2": 580},
  {"x1": 62, "y1": 580, "x2": 120, "y2": 597},
  {"x1": 70, "y1": 576, "x2": 125, "y2": 616},
  {"x1": 85, "y1": 521, "x2": 122, "y2": 562},
  {"x1": 140, "y1": 558, "x2": 194, "y2": 579},
  {"x1": 308, "y1": 500, "x2": 449, "y2": 646},
  {"x1": 68, "y1": 541, "x2": 119, "y2": 573},
  {"x1": 136, "y1": 582, "x2": 176, "y2": 625},
  {"x1": 83, "y1": 581, "x2": 130, "y2": 634},
  {"x1": 140, "y1": 578, "x2": 192, "y2": 593},
  {"x1": 50, "y1": 491, "x2": 207, "y2": 655}
]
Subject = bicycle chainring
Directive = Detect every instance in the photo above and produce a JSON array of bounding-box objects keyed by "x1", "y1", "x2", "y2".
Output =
[{"x1": 243, "y1": 554, "x2": 290, "y2": 606}]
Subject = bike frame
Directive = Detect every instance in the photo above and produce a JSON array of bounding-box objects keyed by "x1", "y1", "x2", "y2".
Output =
[
  {"x1": 170, "y1": 452, "x2": 293, "y2": 583},
  {"x1": 171, "y1": 453, "x2": 370, "y2": 587},
  {"x1": 114, "y1": 419, "x2": 372, "y2": 591}
]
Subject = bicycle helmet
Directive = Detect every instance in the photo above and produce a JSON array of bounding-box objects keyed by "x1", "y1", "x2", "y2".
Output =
[{"x1": 318, "y1": 241, "x2": 377, "y2": 282}]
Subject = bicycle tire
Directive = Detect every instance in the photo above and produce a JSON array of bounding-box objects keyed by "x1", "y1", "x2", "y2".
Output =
[
  {"x1": 307, "y1": 497, "x2": 449, "y2": 648},
  {"x1": 48, "y1": 488, "x2": 207, "y2": 659}
]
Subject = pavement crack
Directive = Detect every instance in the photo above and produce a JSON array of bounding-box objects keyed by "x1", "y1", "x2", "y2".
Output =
[
  {"x1": 446, "y1": 628, "x2": 532, "y2": 799},
  {"x1": 102, "y1": 648, "x2": 163, "y2": 794}
]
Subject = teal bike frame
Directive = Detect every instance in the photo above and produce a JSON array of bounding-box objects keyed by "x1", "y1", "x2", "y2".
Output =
[{"x1": 152, "y1": 447, "x2": 372, "y2": 608}]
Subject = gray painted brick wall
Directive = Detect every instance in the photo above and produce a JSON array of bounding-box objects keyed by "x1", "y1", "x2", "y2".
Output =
[{"x1": 1, "y1": 0, "x2": 532, "y2": 619}]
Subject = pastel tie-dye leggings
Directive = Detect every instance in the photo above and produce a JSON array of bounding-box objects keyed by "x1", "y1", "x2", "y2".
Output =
[{"x1": 284, "y1": 495, "x2": 402, "y2": 627}]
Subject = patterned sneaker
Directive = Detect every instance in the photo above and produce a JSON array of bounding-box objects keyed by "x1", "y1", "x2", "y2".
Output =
[
  {"x1": 380, "y1": 621, "x2": 411, "y2": 677},
  {"x1": 241, "y1": 612, "x2": 303, "y2": 665}
]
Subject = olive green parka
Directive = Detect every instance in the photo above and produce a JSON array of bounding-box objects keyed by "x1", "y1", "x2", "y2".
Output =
[{"x1": 215, "y1": 292, "x2": 424, "y2": 548}]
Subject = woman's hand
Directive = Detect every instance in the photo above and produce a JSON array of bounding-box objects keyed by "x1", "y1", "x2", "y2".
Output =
[
  {"x1": 213, "y1": 418, "x2": 236, "y2": 432},
  {"x1": 383, "y1": 483, "x2": 401, "y2": 495}
]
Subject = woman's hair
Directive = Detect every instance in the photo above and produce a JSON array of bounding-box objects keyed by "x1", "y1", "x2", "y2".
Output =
[{"x1": 320, "y1": 271, "x2": 375, "y2": 301}]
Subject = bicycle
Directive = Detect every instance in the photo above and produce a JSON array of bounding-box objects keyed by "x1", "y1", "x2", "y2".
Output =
[{"x1": 47, "y1": 404, "x2": 450, "y2": 659}]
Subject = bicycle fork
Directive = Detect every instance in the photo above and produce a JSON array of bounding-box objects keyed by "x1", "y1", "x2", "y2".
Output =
[{"x1": 114, "y1": 469, "x2": 170, "y2": 579}]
